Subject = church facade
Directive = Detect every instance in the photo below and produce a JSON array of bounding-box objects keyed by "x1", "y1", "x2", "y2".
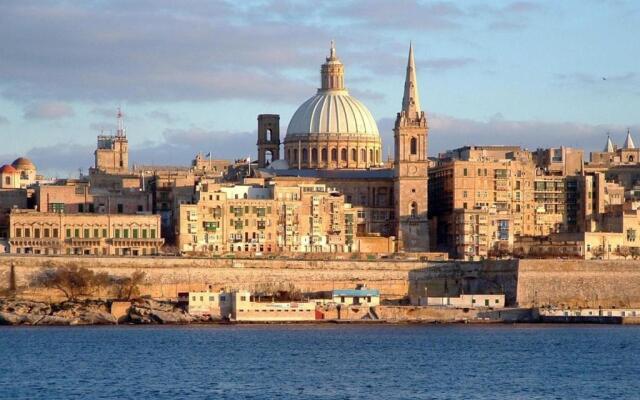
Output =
[{"x1": 257, "y1": 43, "x2": 429, "y2": 252}]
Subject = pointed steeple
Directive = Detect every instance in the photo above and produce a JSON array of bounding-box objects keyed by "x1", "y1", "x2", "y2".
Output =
[
  {"x1": 624, "y1": 128, "x2": 635, "y2": 149},
  {"x1": 402, "y1": 42, "x2": 421, "y2": 116},
  {"x1": 604, "y1": 133, "x2": 614, "y2": 152}
]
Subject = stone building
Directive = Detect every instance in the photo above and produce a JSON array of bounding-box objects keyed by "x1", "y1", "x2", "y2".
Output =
[
  {"x1": 7, "y1": 209, "x2": 163, "y2": 255},
  {"x1": 256, "y1": 43, "x2": 429, "y2": 252},
  {"x1": 429, "y1": 146, "x2": 582, "y2": 259},
  {"x1": 176, "y1": 180, "x2": 359, "y2": 254},
  {"x1": 91, "y1": 109, "x2": 129, "y2": 175}
]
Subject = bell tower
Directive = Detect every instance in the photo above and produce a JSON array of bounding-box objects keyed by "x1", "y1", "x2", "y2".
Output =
[
  {"x1": 257, "y1": 114, "x2": 280, "y2": 168},
  {"x1": 394, "y1": 43, "x2": 429, "y2": 252}
]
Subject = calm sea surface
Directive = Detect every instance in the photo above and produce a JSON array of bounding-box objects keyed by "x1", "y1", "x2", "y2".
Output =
[{"x1": 0, "y1": 324, "x2": 638, "y2": 399}]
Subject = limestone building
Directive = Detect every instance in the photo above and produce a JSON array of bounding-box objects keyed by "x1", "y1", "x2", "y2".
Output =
[
  {"x1": 8, "y1": 209, "x2": 163, "y2": 255},
  {"x1": 92, "y1": 109, "x2": 129, "y2": 175},
  {"x1": 256, "y1": 43, "x2": 429, "y2": 252},
  {"x1": 176, "y1": 180, "x2": 360, "y2": 254}
]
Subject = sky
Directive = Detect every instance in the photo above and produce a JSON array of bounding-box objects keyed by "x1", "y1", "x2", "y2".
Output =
[{"x1": 0, "y1": 0, "x2": 639, "y2": 177}]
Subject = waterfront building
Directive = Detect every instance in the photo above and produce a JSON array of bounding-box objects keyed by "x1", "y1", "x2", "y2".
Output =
[
  {"x1": 332, "y1": 285, "x2": 380, "y2": 306},
  {"x1": 7, "y1": 209, "x2": 163, "y2": 255},
  {"x1": 231, "y1": 290, "x2": 317, "y2": 322},
  {"x1": 421, "y1": 294, "x2": 505, "y2": 308},
  {"x1": 428, "y1": 145, "x2": 583, "y2": 259},
  {"x1": 176, "y1": 180, "x2": 359, "y2": 254}
]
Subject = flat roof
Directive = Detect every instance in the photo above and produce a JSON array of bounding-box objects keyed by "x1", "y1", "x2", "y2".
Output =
[{"x1": 333, "y1": 289, "x2": 380, "y2": 297}]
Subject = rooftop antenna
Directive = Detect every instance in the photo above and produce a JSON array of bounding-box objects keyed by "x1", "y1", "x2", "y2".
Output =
[{"x1": 116, "y1": 107, "x2": 126, "y2": 137}]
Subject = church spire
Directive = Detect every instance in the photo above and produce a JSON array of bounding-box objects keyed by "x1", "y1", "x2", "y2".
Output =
[
  {"x1": 402, "y1": 42, "x2": 421, "y2": 116},
  {"x1": 624, "y1": 128, "x2": 635, "y2": 149},
  {"x1": 604, "y1": 133, "x2": 614, "y2": 152}
]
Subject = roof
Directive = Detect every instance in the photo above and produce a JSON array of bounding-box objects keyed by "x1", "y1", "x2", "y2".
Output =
[
  {"x1": 333, "y1": 289, "x2": 380, "y2": 297},
  {"x1": 0, "y1": 164, "x2": 17, "y2": 174},
  {"x1": 11, "y1": 157, "x2": 36, "y2": 171},
  {"x1": 260, "y1": 168, "x2": 394, "y2": 180},
  {"x1": 286, "y1": 91, "x2": 379, "y2": 138}
]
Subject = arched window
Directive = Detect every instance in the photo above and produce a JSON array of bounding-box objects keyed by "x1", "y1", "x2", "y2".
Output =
[
  {"x1": 351, "y1": 148, "x2": 357, "y2": 161},
  {"x1": 629, "y1": 155, "x2": 634, "y2": 162},
  {"x1": 360, "y1": 149, "x2": 366, "y2": 162},
  {"x1": 312, "y1": 148, "x2": 318, "y2": 162},
  {"x1": 341, "y1": 148, "x2": 347, "y2": 161},
  {"x1": 302, "y1": 148, "x2": 308, "y2": 162},
  {"x1": 410, "y1": 137, "x2": 418, "y2": 155},
  {"x1": 376, "y1": 149, "x2": 380, "y2": 163},
  {"x1": 293, "y1": 150, "x2": 298, "y2": 163},
  {"x1": 266, "y1": 129, "x2": 272, "y2": 142},
  {"x1": 331, "y1": 148, "x2": 337, "y2": 161},
  {"x1": 321, "y1": 148, "x2": 328, "y2": 162},
  {"x1": 4, "y1": 177, "x2": 10, "y2": 185},
  {"x1": 369, "y1": 149, "x2": 374, "y2": 164},
  {"x1": 410, "y1": 202, "x2": 418, "y2": 217}
]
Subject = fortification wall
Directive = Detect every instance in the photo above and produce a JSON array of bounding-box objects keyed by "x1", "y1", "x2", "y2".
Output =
[
  {"x1": 516, "y1": 260, "x2": 640, "y2": 308},
  {"x1": 0, "y1": 255, "x2": 426, "y2": 300},
  {"x1": 2, "y1": 256, "x2": 639, "y2": 309}
]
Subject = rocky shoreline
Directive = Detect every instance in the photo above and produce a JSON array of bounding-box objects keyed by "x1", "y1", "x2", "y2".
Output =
[{"x1": 0, "y1": 298, "x2": 209, "y2": 326}]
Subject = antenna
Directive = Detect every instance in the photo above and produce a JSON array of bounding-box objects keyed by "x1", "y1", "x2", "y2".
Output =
[{"x1": 116, "y1": 107, "x2": 126, "y2": 137}]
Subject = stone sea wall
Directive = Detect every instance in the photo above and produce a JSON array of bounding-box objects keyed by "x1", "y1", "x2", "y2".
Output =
[
  {"x1": 0, "y1": 255, "x2": 424, "y2": 300},
  {"x1": 1, "y1": 255, "x2": 639, "y2": 308}
]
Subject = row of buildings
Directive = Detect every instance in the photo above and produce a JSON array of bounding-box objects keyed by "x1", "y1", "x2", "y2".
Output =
[{"x1": 1, "y1": 43, "x2": 639, "y2": 260}]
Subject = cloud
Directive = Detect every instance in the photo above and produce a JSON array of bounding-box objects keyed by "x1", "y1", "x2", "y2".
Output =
[
  {"x1": 0, "y1": 115, "x2": 9, "y2": 125},
  {"x1": 146, "y1": 110, "x2": 176, "y2": 124},
  {"x1": 23, "y1": 101, "x2": 74, "y2": 120},
  {"x1": 376, "y1": 114, "x2": 640, "y2": 157},
  {"x1": 0, "y1": 1, "x2": 327, "y2": 103}
]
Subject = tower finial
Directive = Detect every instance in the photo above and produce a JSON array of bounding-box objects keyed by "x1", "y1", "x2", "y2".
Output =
[
  {"x1": 329, "y1": 40, "x2": 336, "y2": 59},
  {"x1": 401, "y1": 41, "x2": 421, "y2": 115},
  {"x1": 116, "y1": 107, "x2": 125, "y2": 137}
]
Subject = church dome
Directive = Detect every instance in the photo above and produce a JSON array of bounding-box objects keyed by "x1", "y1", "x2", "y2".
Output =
[
  {"x1": 287, "y1": 91, "x2": 379, "y2": 138},
  {"x1": 285, "y1": 43, "x2": 379, "y2": 140},
  {"x1": 12, "y1": 157, "x2": 36, "y2": 171},
  {"x1": 282, "y1": 43, "x2": 382, "y2": 170}
]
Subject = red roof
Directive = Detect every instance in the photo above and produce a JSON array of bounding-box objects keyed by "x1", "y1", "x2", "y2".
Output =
[{"x1": 0, "y1": 164, "x2": 17, "y2": 174}]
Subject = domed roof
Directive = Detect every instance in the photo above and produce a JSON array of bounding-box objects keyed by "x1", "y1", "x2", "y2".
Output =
[
  {"x1": 286, "y1": 91, "x2": 379, "y2": 138},
  {"x1": 286, "y1": 43, "x2": 379, "y2": 139},
  {"x1": 11, "y1": 157, "x2": 36, "y2": 171},
  {"x1": 0, "y1": 164, "x2": 17, "y2": 174}
]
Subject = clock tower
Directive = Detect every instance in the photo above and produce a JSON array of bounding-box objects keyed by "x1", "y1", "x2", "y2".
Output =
[{"x1": 393, "y1": 43, "x2": 429, "y2": 252}]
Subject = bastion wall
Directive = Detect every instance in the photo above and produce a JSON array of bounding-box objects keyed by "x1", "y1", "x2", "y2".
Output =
[{"x1": 1, "y1": 256, "x2": 639, "y2": 308}]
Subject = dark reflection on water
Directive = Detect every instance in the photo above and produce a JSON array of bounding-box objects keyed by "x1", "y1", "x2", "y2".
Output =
[{"x1": 0, "y1": 324, "x2": 638, "y2": 399}]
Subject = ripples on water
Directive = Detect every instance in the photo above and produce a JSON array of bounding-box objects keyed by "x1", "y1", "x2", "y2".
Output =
[{"x1": 0, "y1": 324, "x2": 638, "y2": 399}]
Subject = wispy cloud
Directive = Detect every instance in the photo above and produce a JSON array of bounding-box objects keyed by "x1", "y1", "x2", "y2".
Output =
[{"x1": 23, "y1": 101, "x2": 74, "y2": 120}]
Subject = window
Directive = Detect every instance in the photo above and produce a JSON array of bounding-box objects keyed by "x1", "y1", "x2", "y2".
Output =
[
  {"x1": 341, "y1": 148, "x2": 347, "y2": 161},
  {"x1": 84, "y1": 229, "x2": 90, "y2": 238},
  {"x1": 321, "y1": 148, "x2": 328, "y2": 162},
  {"x1": 463, "y1": 168, "x2": 468, "y2": 176},
  {"x1": 124, "y1": 229, "x2": 129, "y2": 238},
  {"x1": 53, "y1": 228, "x2": 58, "y2": 237},
  {"x1": 102, "y1": 229, "x2": 107, "y2": 238},
  {"x1": 78, "y1": 204, "x2": 84, "y2": 212},
  {"x1": 4, "y1": 177, "x2": 9, "y2": 185},
  {"x1": 410, "y1": 202, "x2": 418, "y2": 217},
  {"x1": 209, "y1": 296, "x2": 215, "y2": 301},
  {"x1": 115, "y1": 229, "x2": 120, "y2": 239},
  {"x1": 410, "y1": 137, "x2": 417, "y2": 155},
  {"x1": 302, "y1": 148, "x2": 308, "y2": 162},
  {"x1": 117, "y1": 204, "x2": 124, "y2": 214},
  {"x1": 66, "y1": 228, "x2": 71, "y2": 238},
  {"x1": 142, "y1": 229, "x2": 148, "y2": 239},
  {"x1": 74, "y1": 229, "x2": 79, "y2": 238},
  {"x1": 240, "y1": 296, "x2": 246, "y2": 301},
  {"x1": 133, "y1": 229, "x2": 139, "y2": 239},
  {"x1": 331, "y1": 148, "x2": 337, "y2": 161},
  {"x1": 340, "y1": 296, "x2": 345, "y2": 303},
  {"x1": 93, "y1": 229, "x2": 99, "y2": 238},
  {"x1": 360, "y1": 148, "x2": 366, "y2": 162},
  {"x1": 34, "y1": 228, "x2": 40, "y2": 238},
  {"x1": 15, "y1": 228, "x2": 22, "y2": 237},
  {"x1": 220, "y1": 295, "x2": 226, "y2": 302},
  {"x1": 351, "y1": 148, "x2": 357, "y2": 161}
]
